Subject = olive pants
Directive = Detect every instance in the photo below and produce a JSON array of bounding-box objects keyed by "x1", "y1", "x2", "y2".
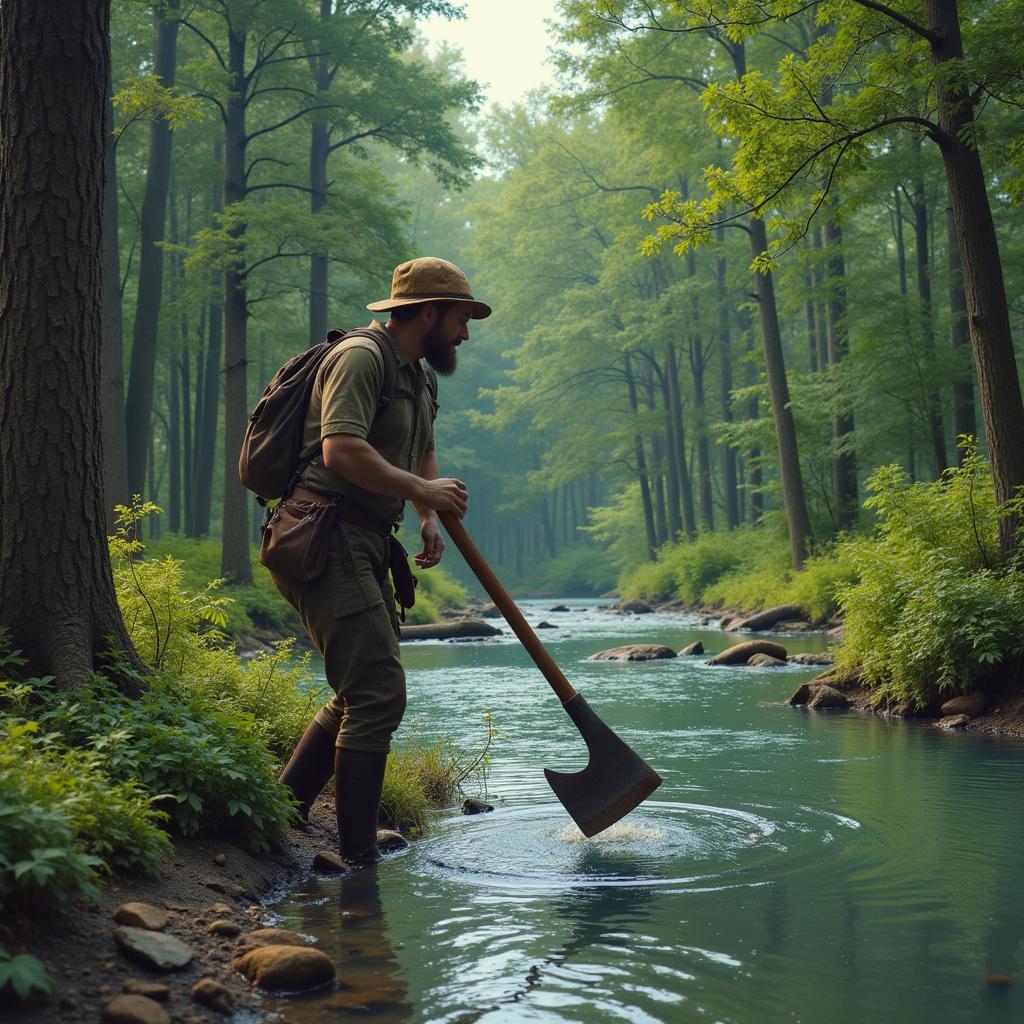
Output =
[{"x1": 271, "y1": 523, "x2": 405, "y2": 753}]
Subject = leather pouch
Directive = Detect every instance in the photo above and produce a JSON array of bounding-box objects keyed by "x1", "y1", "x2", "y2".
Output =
[
  {"x1": 387, "y1": 535, "x2": 418, "y2": 618},
  {"x1": 259, "y1": 493, "x2": 337, "y2": 582}
]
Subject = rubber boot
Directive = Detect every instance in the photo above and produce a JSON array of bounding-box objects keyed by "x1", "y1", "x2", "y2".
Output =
[
  {"x1": 335, "y1": 747, "x2": 388, "y2": 866},
  {"x1": 279, "y1": 718, "x2": 339, "y2": 821}
]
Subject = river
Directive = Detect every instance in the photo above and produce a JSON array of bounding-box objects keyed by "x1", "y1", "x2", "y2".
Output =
[{"x1": 256, "y1": 600, "x2": 1024, "y2": 1023}]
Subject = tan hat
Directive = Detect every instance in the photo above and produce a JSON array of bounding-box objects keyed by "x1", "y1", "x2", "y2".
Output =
[{"x1": 367, "y1": 256, "x2": 492, "y2": 320}]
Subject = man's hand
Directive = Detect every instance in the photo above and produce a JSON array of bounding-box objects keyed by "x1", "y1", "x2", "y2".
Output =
[
  {"x1": 416, "y1": 476, "x2": 468, "y2": 518},
  {"x1": 415, "y1": 517, "x2": 445, "y2": 569}
]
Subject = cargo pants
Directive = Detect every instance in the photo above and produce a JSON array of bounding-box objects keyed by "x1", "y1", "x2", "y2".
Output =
[{"x1": 271, "y1": 522, "x2": 405, "y2": 752}]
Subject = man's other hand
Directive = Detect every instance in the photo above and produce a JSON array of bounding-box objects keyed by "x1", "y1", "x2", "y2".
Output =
[{"x1": 415, "y1": 518, "x2": 445, "y2": 569}]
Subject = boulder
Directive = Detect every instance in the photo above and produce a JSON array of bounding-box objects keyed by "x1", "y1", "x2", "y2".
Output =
[
  {"x1": 312, "y1": 850, "x2": 348, "y2": 873},
  {"x1": 808, "y1": 664, "x2": 863, "y2": 691},
  {"x1": 940, "y1": 692, "x2": 988, "y2": 717},
  {"x1": 190, "y1": 978, "x2": 234, "y2": 1015},
  {"x1": 234, "y1": 945, "x2": 335, "y2": 992},
  {"x1": 726, "y1": 605, "x2": 804, "y2": 632},
  {"x1": 122, "y1": 982, "x2": 170, "y2": 1002},
  {"x1": 101, "y1": 995, "x2": 170, "y2": 1024},
  {"x1": 937, "y1": 714, "x2": 971, "y2": 730},
  {"x1": 112, "y1": 902, "x2": 168, "y2": 932},
  {"x1": 707, "y1": 640, "x2": 788, "y2": 666},
  {"x1": 789, "y1": 683, "x2": 813, "y2": 706},
  {"x1": 400, "y1": 619, "x2": 501, "y2": 641},
  {"x1": 747, "y1": 653, "x2": 787, "y2": 668},
  {"x1": 788, "y1": 652, "x2": 835, "y2": 666},
  {"x1": 479, "y1": 603, "x2": 503, "y2": 619},
  {"x1": 807, "y1": 685, "x2": 849, "y2": 710},
  {"x1": 535, "y1": 621, "x2": 556, "y2": 629},
  {"x1": 376, "y1": 829, "x2": 408, "y2": 854},
  {"x1": 618, "y1": 600, "x2": 654, "y2": 614},
  {"x1": 207, "y1": 920, "x2": 241, "y2": 938},
  {"x1": 679, "y1": 641, "x2": 704, "y2": 656},
  {"x1": 462, "y1": 797, "x2": 494, "y2": 815},
  {"x1": 549, "y1": 604, "x2": 570, "y2": 612},
  {"x1": 590, "y1": 644, "x2": 677, "y2": 662},
  {"x1": 237, "y1": 928, "x2": 310, "y2": 950},
  {"x1": 769, "y1": 619, "x2": 813, "y2": 632},
  {"x1": 113, "y1": 927, "x2": 193, "y2": 972}
]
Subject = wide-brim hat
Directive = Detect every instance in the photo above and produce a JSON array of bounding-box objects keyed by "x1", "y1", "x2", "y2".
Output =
[{"x1": 367, "y1": 256, "x2": 492, "y2": 320}]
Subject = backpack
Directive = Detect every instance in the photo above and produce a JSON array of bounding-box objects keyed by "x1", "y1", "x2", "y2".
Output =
[{"x1": 239, "y1": 327, "x2": 436, "y2": 503}]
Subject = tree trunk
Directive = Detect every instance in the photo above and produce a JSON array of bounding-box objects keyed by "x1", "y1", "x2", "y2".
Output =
[
  {"x1": 823, "y1": 207, "x2": 858, "y2": 530},
  {"x1": 946, "y1": 205, "x2": 976, "y2": 463},
  {"x1": 912, "y1": 178, "x2": 948, "y2": 475},
  {"x1": 309, "y1": 105, "x2": 330, "y2": 343},
  {"x1": 624, "y1": 353, "x2": 657, "y2": 559},
  {"x1": 666, "y1": 342, "x2": 697, "y2": 538},
  {"x1": 0, "y1": 0, "x2": 145, "y2": 691},
  {"x1": 717, "y1": 250, "x2": 740, "y2": 528},
  {"x1": 220, "y1": 25, "x2": 252, "y2": 583},
  {"x1": 659, "y1": 346, "x2": 683, "y2": 540},
  {"x1": 689, "y1": 334, "x2": 714, "y2": 531},
  {"x1": 750, "y1": 218, "x2": 812, "y2": 567},
  {"x1": 925, "y1": 0, "x2": 1024, "y2": 555},
  {"x1": 812, "y1": 227, "x2": 829, "y2": 371},
  {"x1": 123, "y1": 1, "x2": 179, "y2": 500},
  {"x1": 168, "y1": 366, "x2": 181, "y2": 533}
]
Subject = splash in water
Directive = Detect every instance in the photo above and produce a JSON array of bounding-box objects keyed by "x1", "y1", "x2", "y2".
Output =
[{"x1": 557, "y1": 821, "x2": 668, "y2": 844}]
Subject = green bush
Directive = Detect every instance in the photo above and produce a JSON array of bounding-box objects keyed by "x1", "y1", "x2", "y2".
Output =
[{"x1": 836, "y1": 452, "x2": 1024, "y2": 706}]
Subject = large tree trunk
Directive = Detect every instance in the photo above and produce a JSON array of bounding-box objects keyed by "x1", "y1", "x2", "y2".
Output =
[
  {"x1": 624, "y1": 353, "x2": 657, "y2": 559},
  {"x1": 659, "y1": 350, "x2": 683, "y2": 540},
  {"x1": 823, "y1": 207, "x2": 858, "y2": 530},
  {"x1": 0, "y1": 0, "x2": 145, "y2": 692},
  {"x1": 689, "y1": 334, "x2": 714, "y2": 531},
  {"x1": 666, "y1": 341, "x2": 697, "y2": 538},
  {"x1": 946, "y1": 205, "x2": 976, "y2": 463},
  {"x1": 101, "y1": 64, "x2": 129, "y2": 532},
  {"x1": 925, "y1": 0, "x2": 1024, "y2": 556},
  {"x1": 220, "y1": 25, "x2": 251, "y2": 583},
  {"x1": 717, "y1": 251, "x2": 740, "y2": 528},
  {"x1": 123, "y1": 1, "x2": 179, "y2": 501},
  {"x1": 750, "y1": 218, "x2": 812, "y2": 568}
]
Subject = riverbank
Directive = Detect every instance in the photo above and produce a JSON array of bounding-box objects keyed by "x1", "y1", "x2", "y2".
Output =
[{"x1": 6, "y1": 797, "x2": 341, "y2": 1024}]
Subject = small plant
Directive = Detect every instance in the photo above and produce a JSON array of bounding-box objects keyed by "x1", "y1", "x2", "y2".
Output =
[{"x1": 0, "y1": 949, "x2": 54, "y2": 1002}]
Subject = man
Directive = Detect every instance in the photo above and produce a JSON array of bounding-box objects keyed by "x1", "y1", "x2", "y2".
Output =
[{"x1": 271, "y1": 256, "x2": 490, "y2": 865}]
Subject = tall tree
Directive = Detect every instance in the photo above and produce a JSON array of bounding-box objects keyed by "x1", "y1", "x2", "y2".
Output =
[{"x1": 0, "y1": 0, "x2": 145, "y2": 690}]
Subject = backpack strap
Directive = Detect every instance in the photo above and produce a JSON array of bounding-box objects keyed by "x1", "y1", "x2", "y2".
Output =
[{"x1": 342, "y1": 327, "x2": 398, "y2": 414}]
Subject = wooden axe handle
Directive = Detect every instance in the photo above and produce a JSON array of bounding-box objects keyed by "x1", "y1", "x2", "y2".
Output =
[{"x1": 439, "y1": 511, "x2": 577, "y2": 703}]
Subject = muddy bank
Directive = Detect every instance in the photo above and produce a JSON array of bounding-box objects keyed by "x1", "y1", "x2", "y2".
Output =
[{"x1": 6, "y1": 798, "x2": 341, "y2": 1024}]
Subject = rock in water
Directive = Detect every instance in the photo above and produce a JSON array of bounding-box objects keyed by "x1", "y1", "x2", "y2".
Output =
[
  {"x1": 590, "y1": 644, "x2": 677, "y2": 662},
  {"x1": 479, "y1": 603, "x2": 502, "y2": 619},
  {"x1": 619, "y1": 600, "x2": 654, "y2": 614},
  {"x1": 191, "y1": 978, "x2": 234, "y2": 1015},
  {"x1": 400, "y1": 619, "x2": 502, "y2": 641},
  {"x1": 940, "y1": 692, "x2": 988, "y2": 717},
  {"x1": 237, "y1": 928, "x2": 310, "y2": 950},
  {"x1": 679, "y1": 641, "x2": 704, "y2": 656},
  {"x1": 113, "y1": 927, "x2": 193, "y2": 972},
  {"x1": 788, "y1": 652, "x2": 835, "y2": 666},
  {"x1": 463, "y1": 797, "x2": 494, "y2": 815},
  {"x1": 233, "y1": 945, "x2": 336, "y2": 992},
  {"x1": 707, "y1": 640, "x2": 788, "y2": 666},
  {"x1": 807, "y1": 685, "x2": 849, "y2": 710},
  {"x1": 535, "y1": 620, "x2": 556, "y2": 629},
  {"x1": 101, "y1": 995, "x2": 170, "y2": 1024},
  {"x1": 549, "y1": 604, "x2": 570, "y2": 612},
  {"x1": 112, "y1": 902, "x2": 168, "y2": 931},
  {"x1": 788, "y1": 683, "x2": 814, "y2": 706},
  {"x1": 747, "y1": 653, "x2": 787, "y2": 667},
  {"x1": 312, "y1": 850, "x2": 348, "y2": 873},
  {"x1": 938, "y1": 714, "x2": 971, "y2": 730},
  {"x1": 376, "y1": 829, "x2": 408, "y2": 854},
  {"x1": 726, "y1": 605, "x2": 804, "y2": 631}
]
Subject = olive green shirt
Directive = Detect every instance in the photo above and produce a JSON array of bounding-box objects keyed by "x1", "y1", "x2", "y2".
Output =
[{"x1": 297, "y1": 321, "x2": 437, "y2": 524}]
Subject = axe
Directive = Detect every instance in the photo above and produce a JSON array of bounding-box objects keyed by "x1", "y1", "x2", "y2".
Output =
[{"x1": 439, "y1": 512, "x2": 662, "y2": 836}]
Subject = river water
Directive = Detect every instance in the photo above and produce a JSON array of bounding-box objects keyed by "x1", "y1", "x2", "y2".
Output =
[{"x1": 258, "y1": 600, "x2": 1024, "y2": 1023}]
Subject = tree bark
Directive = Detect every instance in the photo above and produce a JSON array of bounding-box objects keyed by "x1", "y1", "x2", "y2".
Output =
[
  {"x1": 659, "y1": 349, "x2": 683, "y2": 540},
  {"x1": 308, "y1": 1, "x2": 332, "y2": 343},
  {"x1": 946, "y1": 205, "x2": 976, "y2": 463},
  {"x1": 666, "y1": 342, "x2": 697, "y2": 538},
  {"x1": 0, "y1": 0, "x2": 146, "y2": 692},
  {"x1": 925, "y1": 0, "x2": 1024, "y2": 555},
  {"x1": 624, "y1": 353, "x2": 657, "y2": 559},
  {"x1": 123, "y1": 1, "x2": 179, "y2": 500},
  {"x1": 220, "y1": 24, "x2": 252, "y2": 583},
  {"x1": 101, "y1": 63, "x2": 129, "y2": 532},
  {"x1": 750, "y1": 218, "x2": 812, "y2": 567},
  {"x1": 717, "y1": 250, "x2": 740, "y2": 528}
]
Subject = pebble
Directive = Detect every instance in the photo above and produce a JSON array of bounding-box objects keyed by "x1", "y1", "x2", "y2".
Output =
[
  {"x1": 234, "y1": 944, "x2": 335, "y2": 992},
  {"x1": 207, "y1": 903, "x2": 233, "y2": 916},
  {"x1": 207, "y1": 920, "x2": 242, "y2": 937},
  {"x1": 213, "y1": 853, "x2": 227, "y2": 867},
  {"x1": 100, "y1": 994, "x2": 170, "y2": 1024},
  {"x1": 123, "y1": 981, "x2": 171, "y2": 1001},
  {"x1": 376, "y1": 829, "x2": 408, "y2": 854},
  {"x1": 113, "y1": 902, "x2": 168, "y2": 931},
  {"x1": 191, "y1": 977, "x2": 234, "y2": 1015},
  {"x1": 312, "y1": 850, "x2": 348, "y2": 873},
  {"x1": 113, "y1": 926, "x2": 194, "y2": 972},
  {"x1": 462, "y1": 797, "x2": 494, "y2": 815},
  {"x1": 59, "y1": 995, "x2": 78, "y2": 1012}
]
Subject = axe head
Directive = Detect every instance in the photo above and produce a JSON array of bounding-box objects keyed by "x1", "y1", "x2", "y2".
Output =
[{"x1": 544, "y1": 692, "x2": 662, "y2": 837}]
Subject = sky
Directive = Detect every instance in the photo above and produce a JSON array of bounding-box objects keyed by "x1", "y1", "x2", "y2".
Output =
[{"x1": 419, "y1": 0, "x2": 561, "y2": 111}]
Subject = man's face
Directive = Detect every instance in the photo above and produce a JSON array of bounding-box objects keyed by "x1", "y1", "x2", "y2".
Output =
[{"x1": 421, "y1": 302, "x2": 472, "y2": 376}]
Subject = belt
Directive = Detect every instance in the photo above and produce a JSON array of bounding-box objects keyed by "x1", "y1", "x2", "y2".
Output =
[{"x1": 289, "y1": 486, "x2": 394, "y2": 539}]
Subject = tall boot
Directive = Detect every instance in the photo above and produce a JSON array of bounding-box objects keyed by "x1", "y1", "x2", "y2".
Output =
[
  {"x1": 335, "y1": 747, "x2": 388, "y2": 866},
  {"x1": 279, "y1": 718, "x2": 339, "y2": 821}
]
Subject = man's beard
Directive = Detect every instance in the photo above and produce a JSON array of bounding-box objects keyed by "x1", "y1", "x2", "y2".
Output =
[{"x1": 422, "y1": 322, "x2": 458, "y2": 376}]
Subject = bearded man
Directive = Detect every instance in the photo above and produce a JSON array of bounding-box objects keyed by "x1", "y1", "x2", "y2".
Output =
[{"x1": 271, "y1": 256, "x2": 490, "y2": 865}]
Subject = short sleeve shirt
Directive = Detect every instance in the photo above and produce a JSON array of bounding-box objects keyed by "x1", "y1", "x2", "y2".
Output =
[{"x1": 297, "y1": 321, "x2": 437, "y2": 524}]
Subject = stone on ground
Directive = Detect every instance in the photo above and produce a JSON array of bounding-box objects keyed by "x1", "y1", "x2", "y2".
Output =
[
  {"x1": 938, "y1": 714, "x2": 971, "y2": 730},
  {"x1": 237, "y1": 928, "x2": 310, "y2": 949},
  {"x1": 747, "y1": 653, "x2": 787, "y2": 668},
  {"x1": 191, "y1": 978, "x2": 234, "y2": 1015},
  {"x1": 376, "y1": 829, "x2": 408, "y2": 854},
  {"x1": 122, "y1": 982, "x2": 170, "y2": 1001},
  {"x1": 679, "y1": 641, "x2": 704, "y2": 656},
  {"x1": 113, "y1": 927, "x2": 193, "y2": 972},
  {"x1": 205, "y1": 903, "x2": 233, "y2": 917},
  {"x1": 940, "y1": 692, "x2": 988, "y2": 717},
  {"x1": 233, "y1": 944, "x2": 336, "y2": 992},
  {"x1": 726, "y1": 605, "x2": 804, "y2": 632},
  {"x1": 312, "y1": 850, "x2": 348, "y2": 873},
  {"x1": 463, "y1": 797, "x2": 494, "y2": 815},
  {"x1": 207, "y1": 920, "x2": 242, "y2": 937},
  {"x1": 707, "y1": 640, "x2": 788, "y2": 666},
  {"x1": 112, "y1": 902, "x2": 168, "y2": 931},
  {"x1": 213, "y1": 853, "x2": 227, "y2": 866},
  {"x1": 101, "y1": 994, "x2": 170, "y2": 1024},
  {"x1": 590, "y1": 644, "x2": 677, "y2": 662},
  {"x1": 807, "y1": 685, "x2": 850, "y2": 710}
]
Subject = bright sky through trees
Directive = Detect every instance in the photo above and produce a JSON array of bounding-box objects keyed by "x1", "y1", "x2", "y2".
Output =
[{"x1": 420, "y1": 0, "x2": 558, "y2": 110}]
